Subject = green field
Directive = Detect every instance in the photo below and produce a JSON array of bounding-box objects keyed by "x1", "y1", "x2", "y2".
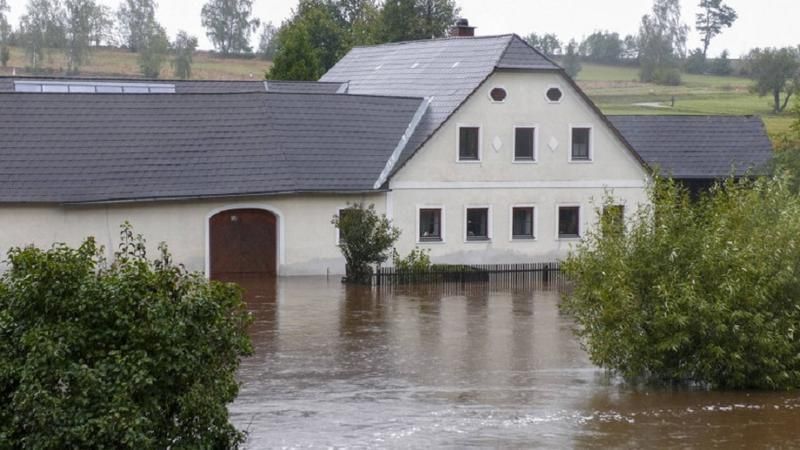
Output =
[
  {"x1": 0, "y1": 46, "x2": 271, "y2": 80},
  {"x1": 575, "y1": 63, "x2": 794, "y2": 137}
]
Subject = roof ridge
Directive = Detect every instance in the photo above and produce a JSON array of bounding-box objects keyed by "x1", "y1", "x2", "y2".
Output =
[
  {"x1": 0, "y1": 90, "x2": 426, "y2": 101},
  {"x1": 0, "y1": 75, "x2": 267, "y2": 83},
  {"x1": 505, "y1": 33, "x2": 563, "y2": 69}
]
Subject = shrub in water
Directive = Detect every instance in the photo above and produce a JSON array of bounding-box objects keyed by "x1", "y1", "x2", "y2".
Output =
[
  {"x1": 0, "y1": 224, "x2": 252, "y2": 448},
  {"x1": 333, "y1": 203, "x2": 400, "y2": 284},
  {"x1": 564, "y1": 176, "x2": 800, "y2": 389}
]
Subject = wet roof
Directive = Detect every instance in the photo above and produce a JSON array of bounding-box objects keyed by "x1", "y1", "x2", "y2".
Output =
[
  {"x1": 0, "y1": 92, "x2": 424, "y2": 203},
  {"x1": 609, "y1": 115, "x2": 773, "y2": 179}
]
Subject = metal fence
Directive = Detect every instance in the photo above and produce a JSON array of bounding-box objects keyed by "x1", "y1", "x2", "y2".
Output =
[{"x1": 374, "y1": 262, "x2": 563, "y2": 289}]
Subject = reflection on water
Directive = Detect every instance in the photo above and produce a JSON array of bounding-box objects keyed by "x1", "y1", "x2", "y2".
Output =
[{"x1": 228, "y1": 277, "x2": 800, "y2": 448}]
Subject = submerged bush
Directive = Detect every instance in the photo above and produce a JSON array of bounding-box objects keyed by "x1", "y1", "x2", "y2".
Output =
[
  {"x1": 564, "y1": 176, "x2": 800, "y2": 389},
  {"x1": 392, "y1": 247, "x2": 432, "y2": 272},
  {"x1": 333, "y1": 203, "x2": 400, "y2": 284},
  {"x1": 0, "y1": 224, "x2": 252, "y2": 448}
]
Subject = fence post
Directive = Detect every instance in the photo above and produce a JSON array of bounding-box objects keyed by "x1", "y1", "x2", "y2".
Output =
[{"x1": 543, "y1": 264, "x2": 550, "y2": 283}]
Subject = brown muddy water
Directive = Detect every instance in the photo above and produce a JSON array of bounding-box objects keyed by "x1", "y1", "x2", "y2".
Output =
[{"x1": 228, "y1": 276, "x2": 800, "y2": 448}]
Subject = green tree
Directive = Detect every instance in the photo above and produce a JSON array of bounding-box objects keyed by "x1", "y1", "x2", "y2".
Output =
[
  {"x1": 380, "y1": 0, "x2": 458, "y2": 43},
  {"x1": 267, "y1": 0, "x2": 346, "y2": 80},
  {"x1": 562, "y1": 38, "x2": 581, "y2": 78},
  {"x1": 622, "y1": 33, "x2": 639, "y2": 59},
  {"x1": 116, "y1": 0, "x2": 157, "y2": 52},
  {"x1": 524, "y1": 32, "x2": 562, "y2": 57},
  {"x1": 708, "y1": 49, "x2": 733, "y2": 75},
  {"x1": 64, "y1": 0, "x2": 95, "y2": 73},
  {"x1": 415, "y1": 0, "x2": 458, "y2": 39},
  {"x1": 257, "y1": 21, "x2": 278, "y2": 60},
  {"x1": 171, "y1": 30, "x2": 197, "y2": 79},
  {"x1": 638, "y1": 0, "x2": 688, "y2": 85},
  {"x1": 579, "y1": 30, "x2": 623, "y2": 63},
  {"x1": 564, "y1": 176, "x2": 800, "y2": 389},
  {"x1": 696, "y1": 0, "x2": 737, "y2": 59},
  {"x1": 0, "y1": 224, "x2": 252, "y2": 447},
  {"x1": 201, "y1": 0, "x2": 260, "y2": 55},
  {"x1": 332, "y1": 203, "x2": 400, "y2": 284},
  {"x1": 744, "y1": 47, "x2": 800, "y2": 113},
  {"x1": 137, "y1": 23, "x2": 168, "y2": 78},
  {"x1": 684, "y1": 47, "x2": 706, "y2": 74},
  {"x1": 0, "y1": 0, "x2": 11, "y2": 67},
  {"x1": 337, "y1": 0, "x2": 380, "y2": 45},
  {"x1": 18, "y1": 0, "x2": 65, "y2": 70},
  {"x1": 88, "y1": 3, "x2": 113, "y2": 46},
  {"x1": 266, "y1": 21, "x2": 322, "y2": 80}
]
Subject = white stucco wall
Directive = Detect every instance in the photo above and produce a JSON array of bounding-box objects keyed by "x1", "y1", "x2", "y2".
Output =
[
  {"x1": 0, "y1": 194, "x2": 384, "y2": 276},
  {"x1": 387, "y1": 70, "x2": 650, "y2": 263}
]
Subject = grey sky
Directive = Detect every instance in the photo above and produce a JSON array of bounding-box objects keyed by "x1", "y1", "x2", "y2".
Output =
[{"x1": 4, "y1": 0, "x2": 799, "y2": 57}]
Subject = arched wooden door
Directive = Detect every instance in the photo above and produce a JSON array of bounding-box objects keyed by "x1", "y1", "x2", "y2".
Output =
[{"x1": 209, "y1": 209, "x2": 277, "y2": 279}]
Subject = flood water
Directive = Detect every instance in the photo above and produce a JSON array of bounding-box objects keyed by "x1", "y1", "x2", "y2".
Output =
[{"x1": 228, "y1": 276, "x2": 800, "y2": 448}]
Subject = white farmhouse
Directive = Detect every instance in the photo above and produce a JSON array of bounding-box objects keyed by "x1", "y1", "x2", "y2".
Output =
[{"x1": 0, "y1": 33, "x2": 772, "y2": 277}]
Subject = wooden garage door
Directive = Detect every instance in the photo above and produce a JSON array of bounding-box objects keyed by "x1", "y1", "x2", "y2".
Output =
[{"x1": 210, "y1": 209, "x2": 277, "y2": 279}]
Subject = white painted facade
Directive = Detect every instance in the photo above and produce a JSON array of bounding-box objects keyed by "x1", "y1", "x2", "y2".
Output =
[{"x1": 0, "y1": 70, "x2": 650, "y2": 276}]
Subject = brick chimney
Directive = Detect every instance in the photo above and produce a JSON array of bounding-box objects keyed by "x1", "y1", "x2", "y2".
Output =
[{"x1": 450, "y1": 18, "x2": 475, "y2": 37}]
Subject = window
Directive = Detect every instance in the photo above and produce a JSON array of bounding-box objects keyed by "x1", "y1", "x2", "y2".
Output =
[
  {"x1": 512, "y1": 207, "x2": 535, "y2": 240},
  {"x1": 514, "y1": 127, "x2": 536, "y2": 161},
  {"x1": 458, "y1": 126, "x2": 480, "y2": 161},
  {"x1": 466, "y1": 208, "x2": 490, "y2": 241},
  {"x1": 489, "y1": 87, "x2": 507, "y2": 102},
  {"x1": 571, "y1": 127, "x2": 591, "y2": 161},
  {"x1": 419, "y1": 208, "x2": 443, "y2": 242},
  {"x1": 546, "y1": 87, "x2": 563, "y2": 102},
  {"x1": 558, "y1": 206, "x2": 580, "y2": 239},
  {"x1": 602, "y1": 205, "x2": 625, "y2": 236}
]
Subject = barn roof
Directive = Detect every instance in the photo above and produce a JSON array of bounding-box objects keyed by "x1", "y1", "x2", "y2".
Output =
[
  {"x1": 608, "y1": 115, "x2": 773, "y2": 179},
  {"x1": 0, "y1": 92, "x2": 425, "y2": 203}
]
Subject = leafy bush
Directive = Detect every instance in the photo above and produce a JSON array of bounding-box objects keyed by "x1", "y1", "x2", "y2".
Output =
[
  {"x1": 333, "y1": 203, "x2": 400, "y2": 284},
  {"x1": 684, "y1": 48, "x2": 707, "y2": 74},
  {"x1": 392, "y1": 247, "x2": 432, "y2": 272},
  {"x1": 564, "y1": 176, "x2": 800, "y2": 389},
  {"x1": 0, "y1": 224, "x2": 252, "y2": 448},
  {"x1": 651, "y1": 66, "x2": 682, "y2": 86}
]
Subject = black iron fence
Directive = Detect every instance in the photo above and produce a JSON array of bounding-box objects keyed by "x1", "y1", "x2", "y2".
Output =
[{"x1": 374, "y1": 262, "x2": 563, "y2": 288}]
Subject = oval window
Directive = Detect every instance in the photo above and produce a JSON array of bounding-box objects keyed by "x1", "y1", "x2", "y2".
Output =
[
  {"x1": 490, "y1": 87, "x2": 507, "y2": 102},
  {"x1": 546, "y1": 87, "x2": 563, "y2": 102}
]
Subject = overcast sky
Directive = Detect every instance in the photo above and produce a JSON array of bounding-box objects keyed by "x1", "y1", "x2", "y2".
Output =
[{"x1": 5, "y1": 0, "x2": 799, "y2": 57}]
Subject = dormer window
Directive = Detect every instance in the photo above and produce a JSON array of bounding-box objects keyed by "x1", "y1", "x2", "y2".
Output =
[
  {"x1": 489, "y1": 87, "x2": 507, "y2": 102},
  {"x1": 458, "y1": 126, "x2": 481, "y2": 161}
]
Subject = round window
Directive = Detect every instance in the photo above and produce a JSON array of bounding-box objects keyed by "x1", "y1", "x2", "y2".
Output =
[
  {"x1": 489, "y1": 87, "x2": 507, "y2": 102},
  {"x1": 546, "y1": 87, "x2": 563, "y2": 102}
]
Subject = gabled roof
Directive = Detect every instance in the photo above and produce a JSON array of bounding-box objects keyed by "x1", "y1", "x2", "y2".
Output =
[
  {"x1": 0, "y1": 92, "x2": 425, "y2": 204},
  {"x1": 321, "y1": 35, "x2": 561, "y2": 176},
  {"x1": 0, "y1": 76, "x2": 348, "y2": 94},
  {"x1": 609, "y1": 115, "x2": 773, "y2": 179}
]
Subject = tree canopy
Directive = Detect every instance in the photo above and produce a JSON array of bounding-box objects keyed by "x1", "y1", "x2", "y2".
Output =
[
  {"x1": 744, "y1": 47, "x2": 800, "y2": 113},
  {"x1": 380, "y1": 0, "x2": 458, "y2": 43},
  {"x1": 638, "y1": 0, "x2": 688, "y2": 85},
  {"x1": 201, "y1": 0, "x2": 260, "y2": 54},
  {"x1": 116, "y1": 0, "x2": 157, "y2": 52},
  {"x1": 18, "y1": 0, "x2": 65, "y2": 69},
  {"x1": 64, "y1": 0, "x2": 96, "y2": 73},
  {"x1": 524, "y1": 32, "x2": 561, "y2": 57},
  {"x1": 579, "y1": 31, "x2": 623, "y2": 63},
  {"x1": 137, "y1": 22, "x2": 168, "y2": 77},
  {"x1": 696, "y1": 0, "x2": 737, "y2": 59},
  {"x1": 171, "y1": 30, "x2": 197, "y2": 79}
]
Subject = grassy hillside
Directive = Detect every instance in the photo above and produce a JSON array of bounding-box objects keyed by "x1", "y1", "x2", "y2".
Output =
[
  {"x1": 0, "y1": 47, "x2": 792, "y2": 137},
  {"x1": 0, "y1": 46, "x2": 271, "y2": 80},
  {"x1": 575, "y1": 63, "x2": 793, "y2": 137}
]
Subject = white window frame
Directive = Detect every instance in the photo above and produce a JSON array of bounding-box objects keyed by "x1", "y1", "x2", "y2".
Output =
[
  {"x1": 416, "y1": 205, "x2": 446, "y2": 244},
  {"x1": 568, "y1": 124, "x2": 594, "y2": 163},
  {"x1": 544, "y1": 84, "x2": 565, "y2": 104},
  {"x1": 512, "y1": 125, "x2": 539, "y2": 164},
  {"x1": 555, "y1": 203, "x2": 582, "y2": 241},
  {"x1": 464, "y1": 205, "x2": 492, "y2": 243},
  {"x1": 488, "y1": 85, "x2": 508, "y2": 104},
  {"x1": 509, "y1": 204, "x2": 538, "y2": 242},
  {"x1": 456, "y1": 124, "x2": 482, "y2": 163}
]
